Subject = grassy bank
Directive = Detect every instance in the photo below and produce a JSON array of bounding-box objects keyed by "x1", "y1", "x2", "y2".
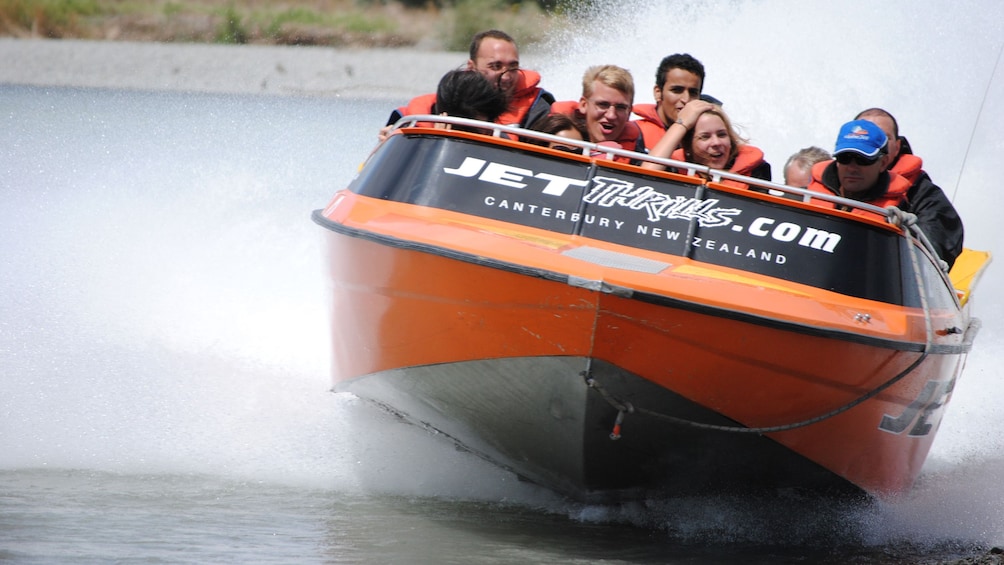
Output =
[{"x1": 0, "y1": 0, "x2": 571, "y2": 50}]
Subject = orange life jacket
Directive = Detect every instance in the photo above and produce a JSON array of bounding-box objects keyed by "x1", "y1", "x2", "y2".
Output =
[
  {"x1": 399, "y1": 93, "x2": 516, "y2": 139},
  {"x1": 670, "y1": 145, "x2": 767, "y2": 189},
  {"x1": 548, "y1": 100, "x2": 579, "y2": 115},
  {"x1": 807, "y1": 160, "x2": 912, "y2": 220},
  {"x1": 550, "y1": 101, "x2": 645, "y2": 163},
  {"x1": 392, "y1": 70, "x2": 550, "y2": 128},
  {"x1": 401, "y1": 93, "x2": 437, "y2": 116},
  {"x1": 382, "y1": 93, "x2": 438, "y2": 130},
  {"x1": 889, "y1": 153, "x2": 924, "y2": 185},
  {"x1": 497, "y1": 69, "x2": 549, "y2": 127},
  {"x1": 630, "y1": 103, "x2": 670, "y2": 150}
]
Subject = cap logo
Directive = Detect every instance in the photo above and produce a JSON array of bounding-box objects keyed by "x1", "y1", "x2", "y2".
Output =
[
  {"x1": 844, "y1": 125, "x2": 872, "y2": 140},
  {"x1": 834, "y1": 119, "x2": 886, "y2": 157}
]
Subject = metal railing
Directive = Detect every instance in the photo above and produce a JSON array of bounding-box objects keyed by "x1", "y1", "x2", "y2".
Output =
[{"x1": 390, "y1": 114, "x2": 946, "y2": 271}]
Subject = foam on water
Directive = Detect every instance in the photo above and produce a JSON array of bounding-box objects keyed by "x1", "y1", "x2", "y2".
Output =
[
  {"x1": 1, "y1": 0, "x2": 1003, "y2": 551},
  {"x1": 527, "y1": 0, "x2": 1004, "y2": 544},
  {"x1": 0, "y1": 88, "x2": 558, "y2": 508}
]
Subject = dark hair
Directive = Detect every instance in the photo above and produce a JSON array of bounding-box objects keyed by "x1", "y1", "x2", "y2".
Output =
[
  {"x1": 434, "y1": 69, "x2": 509, "y2": 122},
  {"x1": 469, "y1": 29, "x2": 517, "y2": 61},
  {"x1": 855, "y1": 107, "x2": 900, "y2": 139},
  {"x1": 655, "y1": 53, "x2": 705, "y2": 90},
  {"x1": 524, "y1": 113, "x2": 587, "y2": 146}
]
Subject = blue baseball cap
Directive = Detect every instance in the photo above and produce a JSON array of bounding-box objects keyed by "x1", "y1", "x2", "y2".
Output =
[{"x1": 833, "y1": 119, "x2": 888, "y2": 158}]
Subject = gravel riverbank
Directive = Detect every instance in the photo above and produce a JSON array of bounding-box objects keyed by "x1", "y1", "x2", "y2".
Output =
[{"x1": 1, "y1": 37, "x2": 464, "y2": 100}]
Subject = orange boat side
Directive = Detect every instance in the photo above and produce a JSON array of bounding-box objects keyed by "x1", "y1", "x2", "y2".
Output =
[{"x1": 316, "y1": 191, "x2": 967, "y2": 496}]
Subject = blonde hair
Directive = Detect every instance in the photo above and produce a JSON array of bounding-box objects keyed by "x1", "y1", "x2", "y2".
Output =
[
  {"x1": 581, "y1": 64, "x2": 634, "y2": 103},
  {"x1": 683, "y1": 107, "x2": 747, "y2": 165}
]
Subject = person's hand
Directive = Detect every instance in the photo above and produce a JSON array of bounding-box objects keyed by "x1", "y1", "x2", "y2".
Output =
[
  {"x1": 377, "y1": 124, "x2": 394, "y2": 142},
  {"x1": 675, "y1": 100, "x2": 716, "y2": 130}
]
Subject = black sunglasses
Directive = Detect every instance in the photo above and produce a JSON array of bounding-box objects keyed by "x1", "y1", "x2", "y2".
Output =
[{"x1": 835, "y1": 152, "x2": 882, "y2": 166}]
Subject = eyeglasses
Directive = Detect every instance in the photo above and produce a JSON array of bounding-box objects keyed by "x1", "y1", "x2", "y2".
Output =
[
  {"x1": 835, "y1": 152, "x2": 882, "y2": 166},
  {"x1": 589, "y1": 100, "x2": 632, "y2": 114}
]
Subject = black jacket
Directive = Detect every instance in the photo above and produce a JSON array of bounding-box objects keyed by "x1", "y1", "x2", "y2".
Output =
[{"x1": 905, "y1": 171, "x2": 964, "y2": 269}]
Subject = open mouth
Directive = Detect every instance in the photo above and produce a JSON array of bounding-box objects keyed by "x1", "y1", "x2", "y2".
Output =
[{"x1": 704, "y1": 151, "x2": 727, "y2": 165}]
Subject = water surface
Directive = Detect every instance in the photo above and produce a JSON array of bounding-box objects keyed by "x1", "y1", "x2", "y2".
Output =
[{"x1": 3, "y1": 2, "x2": 1004, "y2": 560}]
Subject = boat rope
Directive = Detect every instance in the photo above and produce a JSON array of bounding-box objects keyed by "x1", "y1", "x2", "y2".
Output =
[
  {"x1": 951, "y1": 39, "x2": 1003, "y2": 202},
  {"x1": 892, "y1": 206, "x2": 936, "y2": 358},
  {"x1": 887, "y1": 206, "x2": 948, "y2": 272},
  {"x1": 585, "y1": 216, "x2": 936, "y2": 436},
  {"x1": 582, "y1": 373, "x2": 633, "y2": 440}
]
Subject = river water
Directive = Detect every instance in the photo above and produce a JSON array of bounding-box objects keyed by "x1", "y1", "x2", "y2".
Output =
[{"x1": 2, "y1": 2, "x2": 1004, "y2": 563}]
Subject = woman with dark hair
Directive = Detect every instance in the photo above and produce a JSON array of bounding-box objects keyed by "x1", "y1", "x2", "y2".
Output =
[
  {"x1": 525, "y1": 113, "x2": 587, "y2": 152},
  {"x1": 433, "y1": 69, "x2": 509, "y2": 125},
  {"x1": 372, "y1": 69, "x2": 510, "y2": 152}
]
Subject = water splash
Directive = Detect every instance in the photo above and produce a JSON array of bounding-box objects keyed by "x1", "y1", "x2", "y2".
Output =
[{"x1": 2, "y1": 2, "x2": 1003, "y2": 550}]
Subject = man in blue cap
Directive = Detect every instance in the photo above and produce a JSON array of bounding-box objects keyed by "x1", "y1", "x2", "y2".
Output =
[
  {"x1": 809, "y1": 119, "x2": 910, "y2": 201},
  {"x1": 807, "y1": 119, "x2": 960, "y2": 268},
  {"x1": 808, "y1": 119, "x2": 911, "y2": 208}
]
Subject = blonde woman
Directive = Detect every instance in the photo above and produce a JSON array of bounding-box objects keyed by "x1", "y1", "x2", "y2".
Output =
[{"x1": 642, "y1": 102, "x2": 771, "y2": 185}]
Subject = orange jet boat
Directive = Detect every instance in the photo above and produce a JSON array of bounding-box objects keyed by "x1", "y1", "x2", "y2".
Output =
[{"x1": 313, "y1": 116, "x2": 990, "y2": 502}]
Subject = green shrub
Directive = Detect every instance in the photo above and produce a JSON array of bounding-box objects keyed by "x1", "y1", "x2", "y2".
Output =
[
  {"x1": 333, "y1": 11, "x2": 394, "y2": 34},
  {"x1": 369, "y1": 0, "x2": 566, "y2": 11},
  {"x1": 441, "y1": 0, "x2": 504, "y2": 52},
  {"x1": 214, "y1": 5, "x2": 248, "y2": 44},
  {"x1": 0, "y1": 0, "x2": 102, "y2": 36},
  {"x1": 162, "y1": 2, "x2": 182, "y2": 17},
  {"x1": 264, "y1": 7, "x2": 323, "y2": 38},
  {"x1": 439, "y1": 0, "x2": 555, "y2": 52}
]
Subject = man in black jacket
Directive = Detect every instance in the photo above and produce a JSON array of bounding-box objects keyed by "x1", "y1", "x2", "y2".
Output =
[{"x1": 855, "y1": 108, "x2": 964, "y2": 269}]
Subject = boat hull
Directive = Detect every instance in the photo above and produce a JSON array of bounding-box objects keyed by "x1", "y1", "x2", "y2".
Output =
[
  {"x1": 317, "y1": 216, "x2": 967, "y2": 500},
  {"x1": 314, "y1": 125, "x2": 980, "y2": 501},
  {"x1": 342, "y1": 356, "x2": 867, "y2": 501}
]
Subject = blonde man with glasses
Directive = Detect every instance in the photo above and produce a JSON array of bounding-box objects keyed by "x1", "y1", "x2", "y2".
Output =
[{"x1": 550, "y1": 65, "x2": 645, "y2": 163}]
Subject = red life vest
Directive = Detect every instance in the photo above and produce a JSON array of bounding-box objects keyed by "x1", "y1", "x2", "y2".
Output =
[
  {"x1": 386, "y1": 93, "x2": 439, "y2": 129},
  {"x1": 402, "y1": 93, "x2": 437, "y2": 116},
  {"x1": 497, "y1": 69, "x2": 546, "y2": 127},
  {"x1": 889, "y1": 153, "x2": 924, "y2": 185},
  {"x1": 548, "y1": 100, "x2": 579, "y2": 116},
  {"x1": 393, "y1": 70, "x2": 548, "y2": 128},
  {"x1": 807, "y1": 160, "x2": 912, "y2": 220},
  {"x1": 550, "y1": 101, "x2": 645, "y2": 163},
  {"x1": 669, "y1": 145, "x2": 767, "y2": 189},
  {"x1": 630, "y1": 103, "x2": 669, "y2": 150}
]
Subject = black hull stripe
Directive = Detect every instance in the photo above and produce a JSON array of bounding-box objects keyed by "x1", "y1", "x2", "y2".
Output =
[{"x1": 313, "y1": 210, "x2": 971, "y2": 355}]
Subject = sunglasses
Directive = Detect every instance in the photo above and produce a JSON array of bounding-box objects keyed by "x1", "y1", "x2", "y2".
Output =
[{"x1": 835, "y1": 152, "x2": 882, "y2": 166}]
